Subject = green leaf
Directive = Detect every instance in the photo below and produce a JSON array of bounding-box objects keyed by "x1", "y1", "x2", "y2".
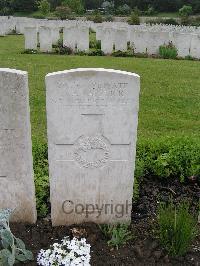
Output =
[
  {"x1": 15, "y1": 238, "x2": 26, "y2": 250},
  {"x1": 8, "y1": 254, "x2": 15, "y2": 266},
  {"x1": 23, "y1": 250, "x2": 34, "y2": 261},
  {"x1": 16, "y1": 253, "x2": 28, "y2": 262},
  {"x1": 1, "y1": 229, "x2": 13, "y2": 246},
  {"x1": 1, "y1": 237, "x2": 10, "y2": 249}
]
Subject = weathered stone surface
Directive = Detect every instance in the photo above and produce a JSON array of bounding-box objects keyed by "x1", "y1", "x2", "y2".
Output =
[
  {"x1": 0, "y1": 68, "x2": 37, "y2": 223},
  {"x1": 39, "y1": 26, "x2": 52, "y2": 52},
  {"x1": 46, "y1": 68, "x2": 140, "y2": 226},
  {"x1": 24, "y1": 26, "x2": 38, "y2": 50}
]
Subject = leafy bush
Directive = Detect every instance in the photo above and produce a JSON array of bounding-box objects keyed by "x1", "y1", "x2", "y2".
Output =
[
  {"x1": 179, "y1": 5, "x2": 193, "y2": 18},
  {"x1": 55, "y1": 5, "x2": 72, "y2": 20},
  {"x1": 128, "y1": 11, "x2": 140, "y2": 25},
  {"x1": 157, "y1": 201, "x2": 198, "y2": 256},
  {"x1": 22, "y1": 49, "x2": 38, "y2": 54},
  {"x1": 37, "y1": 0, "x2": 50, "y2": 16},
  {"x1": 99, "y1": 224, "x2": 132, "y2": 249},
  {"x1": 159, "y1": 42, "x2": 178, "y2": 59},
  {"x1": 104, "y1": 14, "x2": 113, "y2": 21},
  {"x1": 33, "y1": 141, "x2": 49, "y2": 217},
  {"x1": 135, "y1": 137, "x2": 200, "y2": 182},
  {"x1": 112, "y1": 50, "x2": 134, "y2": 57},
  {"x1": 55, "y1": 40, "x2": 73, "y2": 55},
  {"x1": 147, "y1": 18, "x2": 179, "y2": 25},
  {"x1": 89, "y1": 39, "x2": 101, "y2": 49},
  {"x1": 88, "y1": 49, "x2": 104, "y2": 56},
  {"x1": 116, "y1": 4, "x2": 131, "y2": 15},
  {"x1": 0, "y1": 209, "x2": 34, "y2": 265},
  {"x1": 89, "y1": 13, "x2": 103, "y2": 23}
]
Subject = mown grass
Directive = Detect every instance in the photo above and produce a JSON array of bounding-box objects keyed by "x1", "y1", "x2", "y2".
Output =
[{"x1": 0, "y1": 34, "x2": 200, "y2": 143}]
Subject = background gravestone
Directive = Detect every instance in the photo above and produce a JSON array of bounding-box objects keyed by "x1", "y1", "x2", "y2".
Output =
[
  {"x1": 46, "y1": 68, "x2": 140, "y2": 226},
  {"x1": 0, "y1": 68, "x2": 37, "y2": 223}
]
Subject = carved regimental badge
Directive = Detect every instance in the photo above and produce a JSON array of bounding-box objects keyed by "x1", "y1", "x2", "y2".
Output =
[{"x1": 74, "y1": 135, "x2": 110, "y2": 169}]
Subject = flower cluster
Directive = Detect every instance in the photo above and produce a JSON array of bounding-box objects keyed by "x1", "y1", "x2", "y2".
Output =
[{"x1": 37, "y1": 237, "x2": 91, "y2": 266}]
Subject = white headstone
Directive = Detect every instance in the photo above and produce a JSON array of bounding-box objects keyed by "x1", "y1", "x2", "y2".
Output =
[
  {"x1": 24, "y1": 27, "x2": 38, "y2": 50},
  {"x1": 0, "y1": 68, "x2": 37, "y2": 223},
  {"x1": 51, "y1": 27, "x2": 60, "y2": 46},
  {"x1": 101, "y1": 28, "x2": 114, "y2": 54},
  {"x1": 39, "y1": 26, "x2": 52, "y2": 52},
  {"x1": 114, "y1": 28, "x2": 128, "y2": 51},
  {"x1": 77, "y1": 26, "x2": 89, "y2": 52},
  {"x1": 46, "y1": 68, "x2": 140, "y2": 226}
]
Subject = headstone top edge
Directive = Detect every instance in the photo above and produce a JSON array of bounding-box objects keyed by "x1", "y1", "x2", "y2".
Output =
[
  {"x1": 45, "y1": 68, "x2": 140, "y2": 79},
  {"x1": 0, "y1": 68, "x2": 27, "y2": 76}
]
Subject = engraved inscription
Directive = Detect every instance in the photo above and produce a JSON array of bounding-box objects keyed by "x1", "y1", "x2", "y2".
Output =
[
  {"x1": 74, "y1": 136, "x2": 110, "y2": 169},
  {"x1": 57, "y1": 81, "x2": 129, "y2": 105}
]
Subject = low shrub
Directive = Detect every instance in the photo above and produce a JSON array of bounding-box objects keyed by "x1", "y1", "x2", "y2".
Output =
[
  {"x1": 99, "y1": 224, "x2": 132, "y2": 249},
  {"x1": 147, "y1": 18, "x2": 179, "y2": 25},
  {"x1": 87, "y1": 13, "x2": 103, "y2": 23},
  {"x1": 22, "y1": 49, "x2": 38, "y2": 54},
  {"x1": 128, "y1": 11, "x2": 140, "y2": 25},
  {"x1": 104, "y1": 14, "x2": 113, "y2": 22},
  {"x1": 88, "y1": 49, "x2": 104, "y2": 56},
  {"x1": 89, "y1": 39, "x2": 101, "y2": 50},
  {"x1": 159, "y1": 42, "x2": 178, "y2": 59},
  {"x1": 157, "y1": 201, "x2": 198, "y2": 256},
  {"x1": 112, "y1": 50, "x2": 134, "y2": 57},
  {"x1": 55, "y1": 40, "x2": 73, "y2": 55},
  {"x1": 135, "y1": 137, "x2": 200, "y2": 183}
]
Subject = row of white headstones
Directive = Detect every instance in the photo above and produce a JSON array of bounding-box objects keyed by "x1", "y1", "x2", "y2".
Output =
[
  {"x1": 24, "y1": 25, "x2": 200, "y2": 58},
  {"x1": 0, "y1": 16, "x2": 200, "y2": 58},
  {"x1": 0, "y1": 67, "x2": 140, "y2": 226}
]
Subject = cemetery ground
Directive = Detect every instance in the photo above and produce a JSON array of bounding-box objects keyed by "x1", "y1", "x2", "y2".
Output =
[{"x1": 1, "y1": 34, "x2": 200, "y2": 265}]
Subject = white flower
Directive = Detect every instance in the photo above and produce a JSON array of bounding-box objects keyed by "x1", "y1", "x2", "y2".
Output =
[{"x1": 37, "y1": 237, "x2": 91, "y2": 266}]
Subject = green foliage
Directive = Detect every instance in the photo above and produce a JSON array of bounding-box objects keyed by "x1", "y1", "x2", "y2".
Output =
[
  {"x1": 116, "y1": 4, "x2": 131, "y2": 15},
  {"x1": 62, "y1": 0, "x2": 84, "y2": 14},
  {"x1": 179, "y1": 5, "x2": 193, "y2": 18},
  {"x1": 157, "y1": 201, "x2": 198, "y2": 256},
  {"x1": 22, "y1": 49, "x2": 38, "y2": 54},
  {"x1": 55, "y1": 5, "x2": 72, "y2": 19},
  {"x1": 112, "y1": 50, "x2": 134, "y2": 57},
  {"x1": 145, "y1": 5, "x2": 156, "y2": 16},
  {"x1": 87, "y1": 12, "x2": 103, "y2": 23},
  {"x1": 33, "y1": 141, "x2": 49, "y2": 217},
  {"x1": 104, "y1": 14, "x2": 113, "y2": 21},
  {"x1": 0, "y1": 209, "x2": 34, "y2": 265},
  {"x1": 128, "y1": 11, "x2": 140, "y2": 25},
  {"x1": 135, "y1": 137, "x2": 200, "y2": 183},
  {"x1": 55, "y1": 40, "x2": 73, "y2": 54},
  {"x1": 37, "y1": 0, "x2": 50, "y2": 15},
  {"x1": 99, "y1": 224, "x2": 132, "y2": 249},
  {"x1": 101, "y1": 0, "x2": 114, "y2": 14},
  {"x1": 88, "y1": 49, "x2": 104, "y2": 56},
  {"x1": 147, "y1": 18, "x2": 179, "y2": 25},
  {"x1": 159, "y1": 42, "x2": 178, "y2": 59}
]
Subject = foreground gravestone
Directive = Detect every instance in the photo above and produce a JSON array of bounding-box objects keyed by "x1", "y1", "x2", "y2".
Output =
[
  {"x1": 0, "y1": 68, "x2": 37, "y2": 223},
  {"x1": 46, "y1": 68, "x2": 140, "y2": 226}
]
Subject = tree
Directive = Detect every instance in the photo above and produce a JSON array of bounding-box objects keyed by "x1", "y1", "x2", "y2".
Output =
[
  {"x1": 38, "y1": 0, "x2": 50, "y2": 15},
  {"x1": 101, "y1": 0, "x2": 114, "y2": 14},
  {"x1": 179, "y1": 5, "x2": 193, "y2": 17},
  {"x1": 62, "y1": 0, "x2": 84, "y2": 14},
  {"x1": 55, "y1": 4, "x2": 71, "y2": 19},
  {"x1": 116, "y1": 4, "x2": 131, "y2": 15}
]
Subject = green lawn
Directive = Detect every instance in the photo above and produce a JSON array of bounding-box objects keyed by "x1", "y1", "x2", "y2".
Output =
[{"x1": 0, "y1": 34, "x2": 200, "y2": 144}]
